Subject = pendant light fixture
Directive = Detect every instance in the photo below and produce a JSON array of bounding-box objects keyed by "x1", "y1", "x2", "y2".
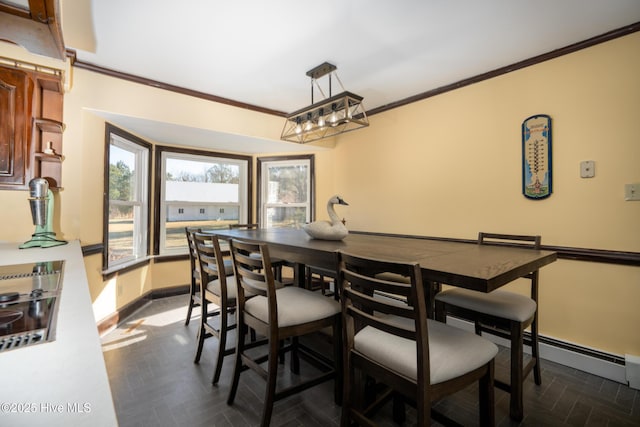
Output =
[{"x1": 281, "y1": 62, "x2": 369, "y2": 144}]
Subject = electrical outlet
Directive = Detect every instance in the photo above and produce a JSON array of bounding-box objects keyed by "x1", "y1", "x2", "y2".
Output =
[
  {"x1": 625, "y1": 183, "x2": 640, "y2": 201},
  {"x1": 580, "y1": 161, "x2": 595, "y2": 178}
]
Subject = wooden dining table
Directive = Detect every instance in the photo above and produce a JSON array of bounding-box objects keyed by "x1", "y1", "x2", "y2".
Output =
[{"x1": 211, "y1": 227, "x2": 557, "y2": 315}]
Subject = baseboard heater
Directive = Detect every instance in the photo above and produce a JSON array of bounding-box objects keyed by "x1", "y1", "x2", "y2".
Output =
[{"x1": 445, "y1": 316, "x2": 633, "y2": 387}]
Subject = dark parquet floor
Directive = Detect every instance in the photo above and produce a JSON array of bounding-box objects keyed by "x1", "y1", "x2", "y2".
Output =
[{"x1": 101, "y1": 295, "x2": 640, "y2": 427}]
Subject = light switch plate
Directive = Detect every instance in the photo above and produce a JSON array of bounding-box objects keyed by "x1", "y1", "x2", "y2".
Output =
[
  {"x1": 580, "y1": 161, "x2": 595, "y2": 178},
  {"x1": 625, "y1": 183, "x2": 640, "y2": 201}
]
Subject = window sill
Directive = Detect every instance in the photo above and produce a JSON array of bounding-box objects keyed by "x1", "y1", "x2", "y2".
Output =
[
  {"x1": 154, "y1": 253, "x2": 188, "y2": 263},
  {"x1": 102, "y1": 257, "x2": 152, "y2": 278}
]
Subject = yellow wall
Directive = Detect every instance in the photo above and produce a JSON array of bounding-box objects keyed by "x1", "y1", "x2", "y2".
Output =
[
  {"x1": 330, "y1": 33, "x2": 640, "y2": 355},
  {"x1": 333, "y1": 34, "x2": 640, "y2": 250},
  {"x1": 1, "y1": 33, "x2": 638, "y2": 356}
]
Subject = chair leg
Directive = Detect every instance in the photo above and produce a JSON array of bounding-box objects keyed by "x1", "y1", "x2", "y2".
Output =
[
  {"x1": 509, "y1": 322, "x2": 525, "y2": 421},
  {"x1": 227, "y1": 324, "x2": 246, "y2": 405},
  {"x1": 185, "y1": 296, "x2": 194, "y2": 326},
  {"x1": 434, "y1": 300, "x2": 446, "y2": 323},
  {"x1": 290, "y1": 336, "x2": 300, "y2": 374},
  {"x1": 212, "y1": 309, "x2": 228, "y2": 385},
  {"x1": 415, "y1": 387, "x2": 429, "y2": 426},
  {"x1": 354, "y1": 369, "x2": 368, "y2": 424},
  {"x1": 479, "y1": 360, "x2": 495, "y2": 427},
  {"x1": 333, "y1": 317, "x2": 343, "y2": 405},
  {"x1": 194, "y1": 325, "x2": 205, "y2": 363},
  {"x1": 340, "y1": 351, "x2": 353, "y2": 427},
  {"x1": 261, "y1": 334, "x2": 281, "y2": 427},
  {"x1": 193, "y1": 300, "x2": 207, "y2": 363},
  {"x1": 531, "y1": 314, "x2": 542, "y2": 386},
  {"x1": 392, "y1": 394, "x2": 406, "y2": 424}
]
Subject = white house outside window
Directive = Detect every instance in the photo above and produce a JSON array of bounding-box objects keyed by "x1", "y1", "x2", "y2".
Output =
[{"x1": 158, "y1": 150, "x2": 249, "y2": 255}]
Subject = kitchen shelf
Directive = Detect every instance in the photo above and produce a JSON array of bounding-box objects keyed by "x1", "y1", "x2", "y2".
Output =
[
  {"x1": 34, "y1": 118, "x2": 65, "y2": 133},
  {"x1": 32, "y1": 118, "x2": 65, "y2": 189},
  {"x1": 34, "y1": 152, "x2": 63, "y2": 162}
]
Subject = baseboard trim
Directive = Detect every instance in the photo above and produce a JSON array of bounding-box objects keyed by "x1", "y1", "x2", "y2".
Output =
[
  {"x1": 97, "y1": 285, "x2": 190, "y2": 336},
  {"x1": 446, "y1": 316, "x2": 628, "y2": 384}
]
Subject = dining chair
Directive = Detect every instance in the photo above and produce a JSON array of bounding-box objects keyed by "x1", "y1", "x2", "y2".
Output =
[
  {"x1": 226, "y1": 238, "x2": 342, "y2": 427},
  {"x1": 338, "y1": 251, "x2": 498, "y2": 426},
  {"x1": 185, "y1": 227, "x2": 235, "y2": 326},
  {"x1": 184, "y1": 227, "x2": 201, "y2": 326},
  {"x1": 434, "y1": 232, "x2": 542, "y2": 421},
  {"x1": 192, "y1": 231, "x2": 238, "y2": 385}
]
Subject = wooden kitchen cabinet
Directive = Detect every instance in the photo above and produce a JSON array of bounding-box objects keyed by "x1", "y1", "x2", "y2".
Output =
[
  {"x1": 0, "y1": 63, "x2": 64, "y2": 190},
  {"x1": 0, "y1": 66, "x2": 33, "y2": 188}
]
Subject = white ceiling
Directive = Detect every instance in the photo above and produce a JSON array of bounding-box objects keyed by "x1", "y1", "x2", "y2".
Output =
[{"x1": 64, "y1": 0, "x2": 640, "y2": 152}]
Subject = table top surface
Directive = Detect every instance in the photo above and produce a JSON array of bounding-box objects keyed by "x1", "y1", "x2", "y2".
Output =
[{"x1": 211, "y1": 228, "x2": 557, "y2": 292}]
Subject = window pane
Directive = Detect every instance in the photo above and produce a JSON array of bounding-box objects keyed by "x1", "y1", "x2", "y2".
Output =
[
  {"x1": 108, "y1": 204, "x2": 134, "y2": 264},
  {"x1": 267, "y1": 165, "x2": 308, "y2": 203},
  {"x1": 105, "y1": 127, "x2": 150, "y2": 271},
  {"x1": 164, "y1": 219, "x2": 236, "y2": 250},
  {"x1": 158, "y1": 152, "x2": 249, "y2": 255},
  {"x1": 266, "y1": 206, "x2": 307, "y2": 228},
  {"x1": 109, "y1": 145, "x2": 136, "y2": 202}
]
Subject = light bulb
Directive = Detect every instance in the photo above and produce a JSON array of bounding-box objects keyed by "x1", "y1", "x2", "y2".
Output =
[
  {"x1": 317, "y1": 108, "x2": 325, "y2": 128},
  {"x1": 294, "y1": 117, "x2": 302, "y2": 134},
  {"x1": 304, "y1": 113, "x2": 313, "y2": 131}
]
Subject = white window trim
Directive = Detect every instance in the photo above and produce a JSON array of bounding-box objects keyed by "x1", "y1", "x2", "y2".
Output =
[
  {"x1": 260, "y1": 158, "x2": 312, "y2": 227},
  {"x1": 107, "y1": 133, "x2": 149, "y2": 269}
]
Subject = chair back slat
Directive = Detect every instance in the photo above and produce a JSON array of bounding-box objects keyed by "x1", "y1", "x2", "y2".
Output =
[
  {"x1": 346, "y1": 303, "x2": 416, "y2": 341},
  {"x1": 344, "y1": 271, "x2": 413, "y2": 317},
  {"x1": 193, "y1": 232, "x2": 229, "y2": 300},
  {"x1": 229, "y1": 238, "x2": 275, "y2": 300}
]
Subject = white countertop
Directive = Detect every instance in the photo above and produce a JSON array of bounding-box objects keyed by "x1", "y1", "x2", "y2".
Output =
[{"x1": 0, "y1": 240, "x2": 118, "y2": 427}]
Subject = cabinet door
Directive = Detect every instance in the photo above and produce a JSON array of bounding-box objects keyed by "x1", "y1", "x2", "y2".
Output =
[{"x1": 0, "y1": 67, "x2": 34, "y2": 189}]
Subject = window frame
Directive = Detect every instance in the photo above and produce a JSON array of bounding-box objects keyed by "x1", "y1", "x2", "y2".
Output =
[
  {"x1": 154, "y1": 145, "x2": 253, "y2": 257},
  {"x1": 102, "y1": 124, "x2": 152, "y2": 273},
  {"x1": 257, "y1": 154, "x2": 315, "y2": 228}
]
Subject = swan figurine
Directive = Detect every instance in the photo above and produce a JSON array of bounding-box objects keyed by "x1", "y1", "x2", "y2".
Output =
[{"x1": 303, "y1": 195, "x2": 349, "y2": 240}]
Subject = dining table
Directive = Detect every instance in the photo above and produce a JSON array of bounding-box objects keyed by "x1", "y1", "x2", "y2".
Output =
[{"x1": 211, "y1": 227, "x2": 557, "y2": 316}]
